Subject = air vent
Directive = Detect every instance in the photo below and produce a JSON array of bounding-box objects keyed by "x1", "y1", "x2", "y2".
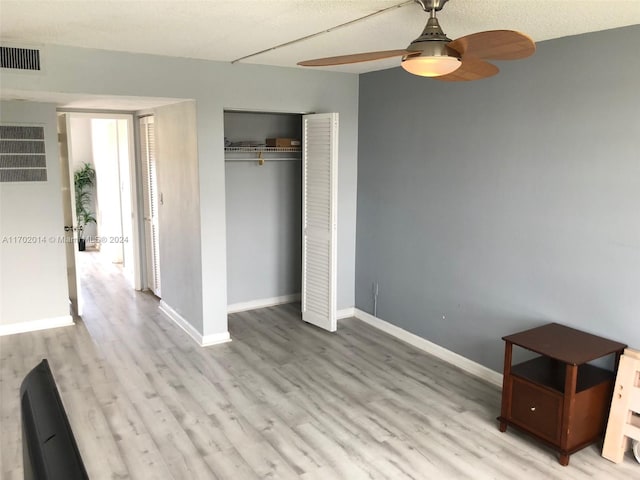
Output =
[
  {"x1": 1, "y1": 46, "x2": 41, "y2": 71},
  {"x1": 0, "y1": 125, "x2": 47, "y2": 182}
]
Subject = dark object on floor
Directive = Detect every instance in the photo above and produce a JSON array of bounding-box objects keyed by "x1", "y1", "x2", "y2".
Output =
[
  {"x1": 498, "y1": 322, "x2": 626, "y2": 466},
  {"x1": 20, "y1": 359, "x2": 89, "y2": 480}
]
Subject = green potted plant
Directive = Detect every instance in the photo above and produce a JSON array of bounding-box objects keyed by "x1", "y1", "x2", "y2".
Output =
[{"x1": 74, "y1": 163, "x2": 96, "y2": 251}]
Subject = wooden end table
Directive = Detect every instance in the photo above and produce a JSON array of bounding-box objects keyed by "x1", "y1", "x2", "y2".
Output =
[{"x1": 498, "y1": 322, "x2": 626, "y2": 466}]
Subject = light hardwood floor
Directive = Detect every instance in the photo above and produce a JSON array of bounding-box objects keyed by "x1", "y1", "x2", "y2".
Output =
[{"x1": 1, "y1": 252, "x2": 638, "y2": 479}]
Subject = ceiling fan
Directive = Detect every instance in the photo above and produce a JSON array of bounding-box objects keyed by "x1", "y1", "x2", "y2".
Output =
[{"x1": 298, "y1": 0, "x2": 535, "y2": 81}]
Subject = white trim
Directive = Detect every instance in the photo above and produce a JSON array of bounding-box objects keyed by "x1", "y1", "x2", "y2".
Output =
[
  {"x1": 159, "y1": 300, "x2": 231, "y2": 347},
  {"x1": 0, "y1": 315, "x2": 74, "y2": 336},
  {"x1": 200, "y1": 331, "x2": 232, "y2": 347},
  {"x1": 337, "y1": 307, "x2": 355, "y2": 320},
  {"x1": 352, "y1": 309, "x2": 502, "y2": 387},
  {"x1": 227, "y1": 294, "x2": 301, "y2": 314}
]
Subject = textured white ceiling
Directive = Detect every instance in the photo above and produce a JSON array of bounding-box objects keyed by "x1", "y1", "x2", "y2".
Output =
[{"x1": 1, "y1": 0, "x2": 639, "y2": 75}]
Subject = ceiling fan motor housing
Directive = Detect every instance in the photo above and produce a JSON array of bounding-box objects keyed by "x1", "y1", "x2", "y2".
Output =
[
  {"x1": 415, "y1": 0, "x2": 450, "y2": 12},
  {"x1": 405, "y1": 16, "x2": 459, "y2": 60}
]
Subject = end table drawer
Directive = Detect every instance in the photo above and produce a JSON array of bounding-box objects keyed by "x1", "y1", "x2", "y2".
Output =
[{"x1": 511, "y1": 377, "x2": 562, "y2": 442}]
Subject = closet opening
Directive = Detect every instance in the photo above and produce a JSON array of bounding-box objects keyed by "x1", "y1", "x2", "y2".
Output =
[{"x1": 224, "y1": 110, "x2": 303, "y2": 313}]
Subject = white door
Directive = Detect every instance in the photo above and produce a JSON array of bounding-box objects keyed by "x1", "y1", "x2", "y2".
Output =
[
  {"x1": 301, "y1": 113, "x2": 338, "y2": 332},
  {"x1": 140, "y1": 116, "x2": 161, "y2": 297},
  {"x1": 57, "y1": 113, "x2": 82, "y2": 316}
]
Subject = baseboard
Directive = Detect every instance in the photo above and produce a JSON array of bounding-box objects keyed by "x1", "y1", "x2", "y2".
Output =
[
  {"x1": 159, "y1": 301, "x2": 231, "y2": 347},
  {"x1": 0, "y1": 315, "x2": 74, "y2": 337},
  {"x1": 352, "y1": 309, "x2": 502, "y2": 387},
  {"x1": 228, "y1": 298, "x2": 354, "y2": 322},
  {"x1": 337, "y1": 307, "x2": 355, "y2": 320},
  {"x1": 227, "y1": 294, "x2": 301, "y2": 314},
  {"x1": 200, "y1": 331, "x2": 232, "y2": 347}
]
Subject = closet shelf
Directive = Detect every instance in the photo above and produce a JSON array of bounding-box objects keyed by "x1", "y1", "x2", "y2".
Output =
[
  {"x1": 225, "y1": 158, "x2": 299, "y2": 163},
  {"x1": 224, "y1": 146, "x2": 301, "y2": 165},
  {"x1": 224, "y1": 146, "x2": 301, "y2": 153}
]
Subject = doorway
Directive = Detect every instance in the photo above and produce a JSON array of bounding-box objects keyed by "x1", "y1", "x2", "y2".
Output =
[
  {"x1": 59, "y1": 112, "x2": 141, "y2": 314},
  {"x1": 223, "y1": 110, "x2": 339, "y2": 332},
  {"x1": 224, "y1": 110, "x2": 303, "y2": 312}
]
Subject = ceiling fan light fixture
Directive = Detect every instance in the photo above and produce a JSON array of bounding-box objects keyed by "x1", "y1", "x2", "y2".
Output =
[
  {"x1": 401, "y1": 54, "x2": 460, "y2": 77},
  {"x1": 402, "y1": 13, "x2": 460, "y2": 78}
]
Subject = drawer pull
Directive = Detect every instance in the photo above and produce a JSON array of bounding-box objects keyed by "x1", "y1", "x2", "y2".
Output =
[{"x1": 530, "y1": 406, "x2": 536, "y2": 412}]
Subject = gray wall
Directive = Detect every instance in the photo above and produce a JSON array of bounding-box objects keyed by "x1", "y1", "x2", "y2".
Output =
[
  {"x1": 225, "y1": 112, "x2": 302, "y2": 305},
  {"x1": 155, "y1": 101, "x2": 204, "y2": 329},
  {"x1": 0, "y1": 101, "x2": 70, "y2": 325},
  {"x1": 356, "y1": 25, "x2": 640, "y2": 372},
  {"x1": 224, "y1": 111, "x2": 302, "y2": 146},
  {"x1": 0, "y1": 44, "x2": 359, "y2": 338}
]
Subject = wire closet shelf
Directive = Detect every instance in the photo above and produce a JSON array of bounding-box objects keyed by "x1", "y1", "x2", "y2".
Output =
[{"x1": 224, "y1": 146, "x2": 301, "y2": 163}]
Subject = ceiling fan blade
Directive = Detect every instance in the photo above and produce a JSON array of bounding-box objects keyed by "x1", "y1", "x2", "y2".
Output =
[
  {"x1": 298, "y1": 49, "x2": 414, "y2": 67},
  {"x1": 449, "y1": 30, "x2": 535, "y2": 61},
  {"x1": 435, "y1": 57, "x2": 498, "y2": 82}
]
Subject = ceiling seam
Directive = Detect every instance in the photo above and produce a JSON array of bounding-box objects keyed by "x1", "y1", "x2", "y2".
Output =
[{"x1": 230, "y1": 0, "x2": 415, "y2": 64}]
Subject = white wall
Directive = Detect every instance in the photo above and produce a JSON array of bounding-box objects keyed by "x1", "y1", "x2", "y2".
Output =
[
  {"x1": 0, "y1": 44, "x2": 359, "y2": 339},
  {"x1": 154, "y1": 101, "x2": 203, "y2": 331},
  {"x1": 0, "y1": 101, "x2": 70, "y2": 327},
  {"x1": 69, "y1": 117, "x2": 98, "y2": 241},
  {"x1": 92, "y1": 119, "x2": 124, "y2": 263},
  {"x1": 69, "y1": 117, "x2": 93, "y2": 163}
]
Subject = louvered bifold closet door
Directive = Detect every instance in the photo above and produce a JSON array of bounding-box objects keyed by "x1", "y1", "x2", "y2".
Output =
[
  {"x1": 140, "y1": 116, "x2": 161, "y2": 297},
  {"x1": 302, "y1": 113, "x2": 339, "y2": 332}
]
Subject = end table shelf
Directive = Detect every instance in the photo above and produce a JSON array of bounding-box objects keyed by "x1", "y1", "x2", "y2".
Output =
[
  {"x1": 498, "y1": 323, "x2": 626, "y2": 466},
  {"x1": 511, "y1": 357, "x2": 614, "y2": 393}
]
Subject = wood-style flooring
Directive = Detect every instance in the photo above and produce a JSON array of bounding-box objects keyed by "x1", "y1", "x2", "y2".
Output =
[{"x1": 1, "y1": 252, "x2": 638, "y2": 479}]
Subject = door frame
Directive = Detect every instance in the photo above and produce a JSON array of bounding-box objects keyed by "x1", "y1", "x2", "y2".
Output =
[
  {"x1": 57, "y1": 113, "x2": 82, "y2": 316},
  {"x1": 222, "y1": 107, "x2": 339, "y2": 331},
  {"x1": 58, "y1": 111, "x2": 143, "y2": 291},
  {"x1": 222, "y1": 107, "x2": 311, "y2": 314}
]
